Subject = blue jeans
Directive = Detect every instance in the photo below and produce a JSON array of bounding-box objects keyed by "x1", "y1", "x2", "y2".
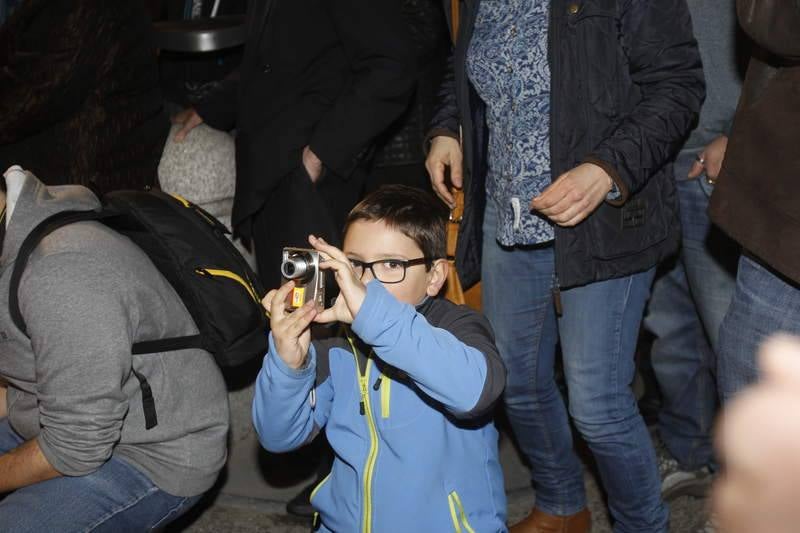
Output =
[
  {"x1": 0, "y1": 419, "x2": 201, "y2": 532},
  {"x1": 718, "y1": 254, "x2": 800, "y2": 402},
  {"x1": 644, "y1": 151, "x2": 738, "y2": 469},
  {"x1": 482, "y1": 201, "x2": 668, "y2": 533}
]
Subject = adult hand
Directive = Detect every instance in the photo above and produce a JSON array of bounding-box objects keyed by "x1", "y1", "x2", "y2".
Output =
[
  {"x1": 530, "y1": 163, "x2": 614, "y2": 227},
  {"x1": 425, "y1": 136, "x2": 463, "y2": 209},
  {"x1": 171, "y1": 108, "x2": 204, "y2": 143},
  {"x1": 302, "y1": 146, "x2": 324, "y2": 184},
  {"x1": 688, "y1": 135, "x2": 729, "y2": 183},
  {"x1": 308, "y1": 235, "x2": 366, "y2": 325},
  {"x1": 262, "y1": 282, "x2": 316, "y2": 369}
]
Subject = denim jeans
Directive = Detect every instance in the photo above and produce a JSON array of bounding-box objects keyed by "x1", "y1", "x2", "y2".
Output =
[
  {"x1": 718, "y1": 254, "x2": 800, "y2": 402},
  {"x1": 644, "y1": 151, "x2": 738, "y2": 469},
  {"x1": 0, "y1": 419, "x2": 201, "y2": 532},
  {"x1": 482, "y1": 201, "x2": 668, "y2": 533}
]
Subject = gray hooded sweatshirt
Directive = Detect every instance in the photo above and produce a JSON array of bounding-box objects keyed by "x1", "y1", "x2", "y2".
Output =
[{"x1": 0, "y1": 171, "x2": 229, "y2": 497}]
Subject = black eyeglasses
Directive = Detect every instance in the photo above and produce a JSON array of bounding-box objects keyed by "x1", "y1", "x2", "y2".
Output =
[{"x1": 349, "y1": 257, "x2": 436, "y2": 284}]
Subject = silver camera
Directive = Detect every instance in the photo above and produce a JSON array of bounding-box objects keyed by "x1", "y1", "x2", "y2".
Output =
[{"x1": 281, "y1": 247, "x2": 325, "y2": 311}]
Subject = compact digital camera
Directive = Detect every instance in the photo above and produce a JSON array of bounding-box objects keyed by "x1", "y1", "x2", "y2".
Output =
[{"x1": 281, "y1": 247, "x2": 325, "y2": 311}]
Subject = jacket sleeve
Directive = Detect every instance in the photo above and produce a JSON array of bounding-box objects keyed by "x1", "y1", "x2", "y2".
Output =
[
  {"x1": 0, "y1": 2, "x2": 104, "y2": 144},
  {"x1": 19, "y1": 254, "x2": 133, "y2": 477},
  {"x1": 351, "y1": 282, "x2": 506, "y2": 418},
  {"x1": 583, "y1": 0, "x2": 705, "y2": 204},
  {"x1": 194, "y1": 75, "x2": 240, "y2": 132},
  {"x1": 426, "y1": 50, "x2": 461, "y2": 145},
  {"x1": 307, "y1": 0, "x2": 416, "y2": 178},
  {"x1": 736, "y1": 0, "x2": 800, "y2": 59},
  {"x1": 252, "y1": 335, "x2": 333, "y2": 453}
]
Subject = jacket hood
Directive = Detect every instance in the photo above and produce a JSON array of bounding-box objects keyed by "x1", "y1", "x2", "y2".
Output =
[{"x1": 1, "y1": 166, "x2": 101, "y2": 267}]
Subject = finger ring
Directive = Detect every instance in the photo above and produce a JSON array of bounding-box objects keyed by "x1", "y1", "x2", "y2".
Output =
[
  {"x1": 706, "y1": 177, "x2": 716, "y2": 186},
  {"x1": 696, "y1": 155, "x2": 706, "y2": 165}
]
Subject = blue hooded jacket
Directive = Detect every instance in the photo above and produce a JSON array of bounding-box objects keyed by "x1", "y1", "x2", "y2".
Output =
[{"x1": 253, "y1": 281, "x2": 507, "y2": 532}]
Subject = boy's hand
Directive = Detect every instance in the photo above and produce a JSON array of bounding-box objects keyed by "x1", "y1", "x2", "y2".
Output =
[
  {"x1": 262, "y1": 281, "x2": 316, "y2": 370},
  {"x1": 309, "y1": 235, "x2": 366, "y2": 325}
]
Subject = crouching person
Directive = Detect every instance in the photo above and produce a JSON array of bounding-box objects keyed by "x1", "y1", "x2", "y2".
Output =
[
  {"x1": 253, "y1": 185, "x2": 508, "y2": 532},
  {"x1": 0, "y1": 167, "x2": 229, "y2": 531}
]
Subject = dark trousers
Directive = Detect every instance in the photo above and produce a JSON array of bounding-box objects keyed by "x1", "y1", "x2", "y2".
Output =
[{"x1": 252, "y1": 165, "x2": 366, "y2": 290}]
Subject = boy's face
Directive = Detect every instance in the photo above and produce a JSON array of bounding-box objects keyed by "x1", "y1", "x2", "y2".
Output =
[{"x1": 343, "y1": 219, "x2": 447, "y2": 306}]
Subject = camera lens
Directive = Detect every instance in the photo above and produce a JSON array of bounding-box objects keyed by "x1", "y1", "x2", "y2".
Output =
[{"x1": 281, "y1": 252, "x2": 314, "y2": 281}]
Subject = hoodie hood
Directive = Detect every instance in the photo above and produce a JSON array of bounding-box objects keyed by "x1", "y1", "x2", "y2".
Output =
[{"x1": 1, "y1": 167, "x2": 101, "y2": 268}]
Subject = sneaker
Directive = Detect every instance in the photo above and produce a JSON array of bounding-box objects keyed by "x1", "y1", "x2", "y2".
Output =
[
  {"x1": 654, "y1": 437, "x2": 713, "y2": 500},
  {"x1": 285, "y1": 480, "x2": 315, "y2": 518}
]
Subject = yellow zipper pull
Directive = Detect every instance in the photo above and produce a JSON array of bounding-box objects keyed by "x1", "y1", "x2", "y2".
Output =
[{"x1": 359, "y1": 377, "x2": 368, "y2": 416}]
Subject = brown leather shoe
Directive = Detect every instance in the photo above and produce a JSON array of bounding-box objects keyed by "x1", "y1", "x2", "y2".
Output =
[{"x1": 509, "y1": 507, "x2": 591, "y2": 533}]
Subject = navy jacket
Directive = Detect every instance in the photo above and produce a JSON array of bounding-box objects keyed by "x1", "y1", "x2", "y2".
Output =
[{"x1": 429, "y1": 0, "x2": 705, "y2": 288}]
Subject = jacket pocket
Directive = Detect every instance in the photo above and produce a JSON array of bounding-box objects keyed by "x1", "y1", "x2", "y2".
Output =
[
  {"x1": 380, "y1": 373, "x2": 391, "y2": 419},
  {"x1": 447, "y1": 490, "x2": 477, "y2": 533},
  {"x1": 374, "y1": 368, "x2": 422, "y2": 430},
  {"x1": 586, "y1": 180, "x2": 670, "y2": 261}
]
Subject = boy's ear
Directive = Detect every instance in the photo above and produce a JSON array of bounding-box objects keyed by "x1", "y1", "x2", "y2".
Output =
[{"x1": 426, "y1": 258, "x2": 449, "y2": 297}]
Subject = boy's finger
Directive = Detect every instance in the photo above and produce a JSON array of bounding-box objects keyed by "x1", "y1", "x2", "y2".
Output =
[
  {"x1": 308, "y1": 235, "x2": 349, "y2": 264},
  {"x1": 317, "y1": 257, "x2": 348, "y2": 274},
  {"x1": 261, "y1": 289, "x2": 278, "y2": 310},
  {"x1": 313, "y1": 307, "x2": 340, "y2": 324},
  {"x1": 285, "y1": 303, "x2": 317, "y2": 337},
  {"x1": 270, "y1": 281, "x2": 294, "y2": 319}
]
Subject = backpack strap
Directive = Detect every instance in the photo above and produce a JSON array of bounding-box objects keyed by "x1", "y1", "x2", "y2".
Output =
[
  {"x1": 9, "y1": 209, "x2": 175, "y2": 431},
  {"x1": 9, "y1": 210, "x2": 112, "y2": 335}
]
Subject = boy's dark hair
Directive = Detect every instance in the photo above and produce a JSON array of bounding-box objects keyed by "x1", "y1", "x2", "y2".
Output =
[{"x1": 344, "y1": 185, "x2": 449, "y2": 265}]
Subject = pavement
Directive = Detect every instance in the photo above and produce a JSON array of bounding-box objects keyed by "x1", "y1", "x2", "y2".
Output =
[{"x1": 167, "y1": 427, "x2": 711, "y2": 532}]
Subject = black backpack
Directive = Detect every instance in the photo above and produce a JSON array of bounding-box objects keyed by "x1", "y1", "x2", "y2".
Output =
[{"x1": 9, "y1": 189, "x2": 268, "y2": 429}]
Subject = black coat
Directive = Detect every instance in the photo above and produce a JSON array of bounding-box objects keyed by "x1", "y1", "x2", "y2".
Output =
[
  {"x1": 429, "y1": 0, "x2": 705, "y2": 289},
  {"x1": 195, "y1": 0, "x2": 416, "y2": 235}
]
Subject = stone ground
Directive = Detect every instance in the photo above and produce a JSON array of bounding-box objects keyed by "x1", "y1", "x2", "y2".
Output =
[{"x1": 166, "y1": 430, "x2": 710, "y2": 533}]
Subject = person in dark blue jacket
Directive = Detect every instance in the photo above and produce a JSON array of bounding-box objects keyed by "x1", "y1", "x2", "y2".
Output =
[
  {"x1": 426, "y1": 1, "x2": 705, "y2": 532},
  {"x1": 252, "y1": 185, "x2": 507, "y2": 533}
]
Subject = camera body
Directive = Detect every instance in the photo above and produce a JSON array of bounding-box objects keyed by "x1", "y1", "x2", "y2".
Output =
[{"x1": 281, "y1": 247, "x2": 325, "y2": 311}]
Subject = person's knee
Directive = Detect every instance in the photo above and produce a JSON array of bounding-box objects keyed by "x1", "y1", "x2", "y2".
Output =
[
  {"x1": 504, "y1": 382, "x2": 560, "y2": 411},
  {"x1": 568, "y1": 393, "x2": 640, "y2": 442}
]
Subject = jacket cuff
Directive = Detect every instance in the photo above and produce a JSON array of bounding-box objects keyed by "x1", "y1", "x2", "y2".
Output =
[
  {"x1": 583, "y1": 156, "x2": 629, "y2": 206},
  {"x1": 424, "y1": 128, "x2": 460, "y2": 155}
]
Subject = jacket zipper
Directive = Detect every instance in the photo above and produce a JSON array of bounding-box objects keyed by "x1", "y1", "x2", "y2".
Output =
[
  {"x1": 195, "y1": 268, "x2": 261, "y2": 305},
  {"x1": 548, "y1": 2, "x2": 569, "y2": 295},
  {"x1": 348, "y1": 336, "x2": 379, "y2": 533}
]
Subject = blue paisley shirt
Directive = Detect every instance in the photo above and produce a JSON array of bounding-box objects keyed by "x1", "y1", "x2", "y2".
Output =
[{"x1": 467, "y1": 0, "x2": 554, "y2": 245}]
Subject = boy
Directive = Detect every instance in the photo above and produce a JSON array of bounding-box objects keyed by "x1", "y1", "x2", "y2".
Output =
[{"x1": 253, "y1": 185, "x2": 507, "y2": 532}]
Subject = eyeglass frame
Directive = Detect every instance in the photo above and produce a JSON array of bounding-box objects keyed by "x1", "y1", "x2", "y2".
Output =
[{"x1": 348, "y1": 256, "x2": 441, "y2": 284}]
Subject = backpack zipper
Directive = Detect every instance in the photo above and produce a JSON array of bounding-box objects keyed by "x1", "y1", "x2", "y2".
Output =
[{"x1": 195, "y1": 268, "x2": 261, "y2": 305}]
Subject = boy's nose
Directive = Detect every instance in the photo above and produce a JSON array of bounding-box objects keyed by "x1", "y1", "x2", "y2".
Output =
[{"x1": 361, "y1": 268, "x2": 376, "y2": 283}]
